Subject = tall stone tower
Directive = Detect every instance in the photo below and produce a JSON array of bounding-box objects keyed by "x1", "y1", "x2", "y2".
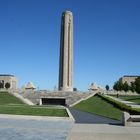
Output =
[{"x1": 58, "y1": 11, "x2": 73, "y2": 92}]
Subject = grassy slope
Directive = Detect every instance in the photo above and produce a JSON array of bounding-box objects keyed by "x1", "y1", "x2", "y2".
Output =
[
  {"x1": 0, "y1": 92, "x2": 68, "y2": 117},
  {"x1": 74, "y1": 95, "x2": 122, "y2": 120},
  {"x1": 0, "y1": 92, "x2": 24, "y2": 105}
]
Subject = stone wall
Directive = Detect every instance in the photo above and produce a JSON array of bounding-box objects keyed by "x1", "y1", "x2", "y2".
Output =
[
  {"x1": 102, "y1": 90, "x2": 138, "y2": 95},
  {"x1": 18, "y1": 90, "x2": 92, "y2": 106}
]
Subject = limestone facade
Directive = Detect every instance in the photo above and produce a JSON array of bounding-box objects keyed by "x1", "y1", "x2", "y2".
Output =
[
  {"x1": 0, "y1": 74, "x2": 17, "y2": 89},
  {"x1": 120, "y1": 75, "x2": 139, "y2": 85},
  {"x1": 58, "y1": 11, "x2": 73, "y2": 91}
]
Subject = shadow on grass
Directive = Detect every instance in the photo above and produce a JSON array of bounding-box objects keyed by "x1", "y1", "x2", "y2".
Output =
[{"x1": 126, "y1": 97, "x2": 140, "y2": 101}]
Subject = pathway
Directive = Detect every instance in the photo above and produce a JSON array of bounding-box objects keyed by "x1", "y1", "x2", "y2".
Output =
[
  {"x1": 67, "y1": 123, "x2": 140, "y2": 140},
  {"x1": 0, "y1": 117, "x2": 73, "y2": 140},
  {"x1": 69, "y1": 108, "x2": 121, "y2": 124}
]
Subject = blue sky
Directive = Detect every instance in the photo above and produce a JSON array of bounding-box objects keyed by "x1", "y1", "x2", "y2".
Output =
[{"x1": 0, "y1": 0, "x2": 140, "y2": 91}]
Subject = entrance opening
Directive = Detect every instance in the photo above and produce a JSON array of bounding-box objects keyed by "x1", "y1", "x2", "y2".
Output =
[{"x1": 41, "y1": 98, "x2": 66, "y2": 106}]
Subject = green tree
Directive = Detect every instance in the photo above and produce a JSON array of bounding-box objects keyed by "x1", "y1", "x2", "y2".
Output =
[
  {"x1": 5, "y1": 82, "x2": 11, "y2": 89},
  {"x1": 73, "y1": 87, "x2": 77, "y2": 91},
  {"x1": 105, "y1": 85, "x2": 109, "y2": 91},
  {"x1": 130, "y1": 82, "x2": 136, "y2": 92},
  {"x1": 113, "y1": 80, "x2": 123, "y2": 91},
  {"x1": 134, "y1": 77, "x2": 140, "y2": 94},
  {"x1": 113, "y1": 82, "x2": 118, "y2": 91},
  {"x1": 0, "y1": 82, "x2": 4, "y2": 89},
  {"x1": 118, "y1": 80, "x2": 124, "y2": 91},
  {"x1": 123, "y1": 82, "x2": 129, "y2": 92}
]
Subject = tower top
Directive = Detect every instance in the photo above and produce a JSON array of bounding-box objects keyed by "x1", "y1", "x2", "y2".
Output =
[{"x1": 63, "y1": 10, "x2": 72, "y2": 15}]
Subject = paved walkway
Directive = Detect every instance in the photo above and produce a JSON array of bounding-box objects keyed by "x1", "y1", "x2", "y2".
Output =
[
  {"x1": 67, "y1": 123, "x2": 140, "y2": 140},
  {"x1": 69, "y1": 108, "x2": 121, "y2": 124},
  {"x1": 0, "y1": 117, "x2": 74, "y2": 140}
]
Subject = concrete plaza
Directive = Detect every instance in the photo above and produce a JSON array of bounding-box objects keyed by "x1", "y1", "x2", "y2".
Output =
[
  {"x1": 67, "y1": 123, "x2": 140, "y2": 140},
  {"x1": 0, "y1": 114, "x2": 140, "y2": 140},
  {"x1": 0, "y1": 115, "x2": 74, "y2": 140}
]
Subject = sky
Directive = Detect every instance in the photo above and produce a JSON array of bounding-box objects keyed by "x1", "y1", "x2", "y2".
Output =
[{"x1": 0, "y1": 0, "x2": 140, "y2": 91}]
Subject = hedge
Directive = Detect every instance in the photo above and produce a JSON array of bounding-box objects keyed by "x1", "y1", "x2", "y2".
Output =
[{"x1": 97, "y1": 93, "x2": 140, "y2": 115}]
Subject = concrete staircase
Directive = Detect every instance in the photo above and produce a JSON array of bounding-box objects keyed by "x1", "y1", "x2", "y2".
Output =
[{"x1": 19, "y1": 90, "x2": 96, "y2": 106}]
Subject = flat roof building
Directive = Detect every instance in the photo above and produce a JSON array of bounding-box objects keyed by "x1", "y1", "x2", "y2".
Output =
[
  {"x1": 120, "y1": 75, "x2": 140, "y2": 85},
  {"x1": 0, "y1": 74, "x2": 17, "y2": 89}
]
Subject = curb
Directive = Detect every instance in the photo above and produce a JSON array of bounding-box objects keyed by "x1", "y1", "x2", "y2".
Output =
[
  {"x1": 66, "y1": 107, "x2": 75, "y2": 122},
  {"x1": 0, "y1": 114, "x2": 73, "y2": 122}
]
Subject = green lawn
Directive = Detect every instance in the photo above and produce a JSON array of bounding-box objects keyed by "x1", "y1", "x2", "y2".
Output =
[
  {"x1": 111, "y1": 95, "x2": 140, "y2": 104},
  {"x1": 0, "y1": 92, "x2": 68, "y2": 117},
  {"x1": 73, "y1": 95, "x2": 122, "y2": 120},
  {"x1": 0, "y1": 105, "x2": 68, "y2": 117}
]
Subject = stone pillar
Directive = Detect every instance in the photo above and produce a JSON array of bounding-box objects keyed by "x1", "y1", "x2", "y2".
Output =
[{"x1": 58, "y1": 11, "x2": 73, "y2": 92}]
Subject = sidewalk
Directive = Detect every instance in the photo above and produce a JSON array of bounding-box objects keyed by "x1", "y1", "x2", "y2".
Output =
[
  {"x1": 0, "y1": 117, "x2": 73, "y2": 140},
  {"x1": 67, "y1": 124, "x2": 140, "y2": 140}
]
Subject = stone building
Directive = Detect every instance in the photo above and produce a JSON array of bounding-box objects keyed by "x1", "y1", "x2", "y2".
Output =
[
  {"x1": 120, "y1": 75, "x2": 139, "y2": 85},
  {"x1": 0, "y1": 74, "x2": 17, "y2": 89}
]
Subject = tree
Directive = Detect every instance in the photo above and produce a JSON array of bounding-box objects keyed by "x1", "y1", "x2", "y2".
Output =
[
  {"x1": 130, "y1": 82, "x2": 136, "y2": 92},
  {"x1": 105, "y1": 85, "x2": 109, "y2": 91},
  {"x1": 134, "y1": 77, "x2": 140, "y2": 94},
  {"x1": 0, "y1": 81, "x2": 4, "y2": 89},
  {"x1": 5, "y1": 82, "x2": 11, "y2": 89},
  {"x1": 113, "y1": 82, "x2": 118, "y2": 91},
  {"x1": 113, "y1": 80, "x2": 123, "y2": 91},
  {"x1": 123, "y1": 82, "x2": 129, "y2": 92},
  {"x1": 118, "y1": 80, "x2": 124, "y2": 91},
  {"x1": 73, "y1": 87, "x2": 77, "y2": 91}
]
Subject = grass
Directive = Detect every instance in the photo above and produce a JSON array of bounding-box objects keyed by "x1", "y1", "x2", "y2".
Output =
[
  {"x1": 0, "y1": 105, "x2": 68, "y2": 117},
  {"x1": 0, "y1": 92, "x2": 24, "y2": 105},
  {"x1": 73, "y1": 95, "x2": 122, "y2": 120},
  {"x1": 111, "y1": 95, "x2": 140, "y2": 104},
  {"x1": 0, "y1": 92, "x2": 68, "y2": 117},
  {"x1": 98, "y1": 94, "x2": 140, "y2": 115}
]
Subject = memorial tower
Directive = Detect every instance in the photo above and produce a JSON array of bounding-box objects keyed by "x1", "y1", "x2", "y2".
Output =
[{"x1": 58, "y1": 11, "x2": 73, "y2": 91}]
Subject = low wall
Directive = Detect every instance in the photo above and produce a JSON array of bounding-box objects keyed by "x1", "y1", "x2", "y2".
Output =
[
  {"x1": 122, "y1": 112, "x2": 140, "y2": 126},
  {"x1": 103, "y1": 90, "x2": 138, "y2": 95}
]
